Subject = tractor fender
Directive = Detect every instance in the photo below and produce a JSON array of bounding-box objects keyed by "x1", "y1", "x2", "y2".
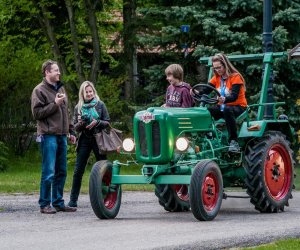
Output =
[{"x1": 238, "y1": 120, "x2": 294, "y2": 142}]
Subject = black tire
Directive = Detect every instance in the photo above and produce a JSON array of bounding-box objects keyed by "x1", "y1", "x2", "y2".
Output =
[
  {"x1": 89, "y1": 160, "x2": 122, "y2": 219},
  {"x1": 155, "y1": 184, "x2": 190, "y2": 212},
  {"x1": 190, "y1": 160, "x2": 223, "y2": 221},
  {"x1": 244, "y1": 131, "x2": 295, "y2": 213}
]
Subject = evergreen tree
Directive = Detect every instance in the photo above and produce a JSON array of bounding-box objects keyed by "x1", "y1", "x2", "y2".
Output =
[{"x1": 135, "y1": 0, "x2": 300, "y2": 127}]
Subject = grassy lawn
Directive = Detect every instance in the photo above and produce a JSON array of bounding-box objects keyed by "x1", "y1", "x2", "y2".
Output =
[
  {"x1": 0, "y1": 146, "x2": 299, "y2": 194},
  {"x1": 0, "y1": 146, "x2": 154, "y2": 194},
  {"x1": 240, "y1": 238, "x2": 300, "y2": 249}
]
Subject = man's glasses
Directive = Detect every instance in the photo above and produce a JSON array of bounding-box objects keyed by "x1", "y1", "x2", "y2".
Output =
[{"x1": 213, "y1": 65, "x2": 223, "y2": 71}]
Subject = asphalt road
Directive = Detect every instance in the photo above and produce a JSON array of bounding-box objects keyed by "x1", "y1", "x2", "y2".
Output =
[{"x1": 1, "y1": 191, "x2": 300, "y2": 250}]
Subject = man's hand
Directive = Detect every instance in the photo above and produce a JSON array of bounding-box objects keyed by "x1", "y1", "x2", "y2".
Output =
[
  {"x1": 86, "y1": 118, "x2": 98, "y2": 130},
  {"x1": 55, "y1": 93, "x2": 65, "y2": 105},
  {"x1": 69, "y1": 134, "x2": 76, "y2": 144}
]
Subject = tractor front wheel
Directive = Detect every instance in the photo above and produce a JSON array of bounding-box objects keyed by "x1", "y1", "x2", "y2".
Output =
[
  {"x1": 244, "y1": 131, "x2": 295, "y2": 213},
  {"x1": 89, "y1": 160, "x2": 122, "y2": 219},
  {"x1": 190, "y1": 160, "x2": 223, "y2": 221},
  {"x1": 155, "y1": 184, "x2": 190, "y2": 212}
]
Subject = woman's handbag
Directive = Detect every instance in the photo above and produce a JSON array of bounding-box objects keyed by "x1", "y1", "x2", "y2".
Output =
[{"x1": 94, "y1": 126, "x2": 123, "y2": 154}]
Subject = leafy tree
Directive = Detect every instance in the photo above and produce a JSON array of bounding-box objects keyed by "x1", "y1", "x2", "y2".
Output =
[
  {"x1": 133, "y1": 0, "x2": 300, "y2": 162},
  {"x1": 135, "y1": 1, "x2": 300, "y2": 116},
  {"x1": 1, "y1": 0, "x2": 300, "y2": 157},
  {"x1": 0, "y1": 0, "x2": 126, "y2": 152}
]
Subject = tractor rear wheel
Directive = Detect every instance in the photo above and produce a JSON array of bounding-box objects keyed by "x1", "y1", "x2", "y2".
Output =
[
  {"x1": 190, "y1": 160, "x2": 223, "y2": 221},
  {"x1": 89, "y1": 160, "x2": 122, "y2": 219},
  {"x1": 244, "y1": 131, "x2": 295, "y2": 213},
  {"x1": 155, "y1": 184, "x2": 190, "y2": 212}
]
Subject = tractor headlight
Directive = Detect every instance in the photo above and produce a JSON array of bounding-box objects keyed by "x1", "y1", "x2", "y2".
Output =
[
  {"x1": 175, "y1": 137, "x2": 189, "y2": 152},
  {"x1": 122, "y1": 138, "x2": 135, "y2": 152}
]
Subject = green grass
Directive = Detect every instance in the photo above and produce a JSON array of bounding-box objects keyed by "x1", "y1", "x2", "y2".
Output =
[
  {"x1": 0, "y1": 147, "x2": 154, "y2": 193},
  {"x1": 0, "y1": 151, "x2": 41, "y2": 193},
  {"x1": 0, "y1": 147, "x2": 299, "y2": 194},
  {"x1": 240, "y1": 238, "x2": 300, "y2": 249}
]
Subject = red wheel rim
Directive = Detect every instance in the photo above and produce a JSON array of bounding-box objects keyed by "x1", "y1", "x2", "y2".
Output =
[
  {"x1": 173, "y1": 184, "x2": 189, "y2": 201},
  {"x1": 102, "y1": 172, "x2": 118, "y2": 209},
  {"x1": 201, "y1": 172, "x2": 219, "y2": 211},
  {"x1": 264, "y1": 144, "x2": 292, "y2": 200}
]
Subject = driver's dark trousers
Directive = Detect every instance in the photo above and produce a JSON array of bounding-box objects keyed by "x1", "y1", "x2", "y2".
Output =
[{"x1": 209, "y1": 105, "x2": 245, "y2": 141}]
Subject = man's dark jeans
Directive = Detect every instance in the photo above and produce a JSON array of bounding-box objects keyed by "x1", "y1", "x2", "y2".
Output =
[{"x1": 39, "y1": 135, "x2": 67, "y2": 208}]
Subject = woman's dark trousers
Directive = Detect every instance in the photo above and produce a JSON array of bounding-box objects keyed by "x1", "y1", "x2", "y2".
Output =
[
  {"x1": 70, "y1": 133, "x2": 106, "y2": 204},
  {"x1": 209, "y1": 105, "x2": 245, "y2": 141}
]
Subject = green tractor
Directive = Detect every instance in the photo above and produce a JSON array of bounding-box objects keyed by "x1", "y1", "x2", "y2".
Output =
[{"x1": 89, "y1": 52, "x2": 295, "y2": 221}]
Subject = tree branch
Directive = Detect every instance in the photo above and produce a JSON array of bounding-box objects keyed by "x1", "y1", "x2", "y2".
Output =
[
  {"x1": 65, "y1": 0, "x2": 85, "y2": 83},
  {"x1": 83, "y1": 0, "x2": 101, "y2": 84}
]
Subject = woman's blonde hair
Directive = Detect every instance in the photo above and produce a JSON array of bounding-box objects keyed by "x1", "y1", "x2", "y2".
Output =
[
  {"x1": 212, "y1": 53, "x2": 245, "y2": 83},
  {"x1": 77, "y1": 81, "x2": 100, "y2": 113}
]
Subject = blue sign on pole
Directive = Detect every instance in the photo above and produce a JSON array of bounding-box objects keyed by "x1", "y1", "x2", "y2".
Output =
[
  {"x1": 181, "y1": 25, "x2": 190, "y2": 57},
  {"x1": 181, "y1": 25, "x2": 190, "y2": 33}
]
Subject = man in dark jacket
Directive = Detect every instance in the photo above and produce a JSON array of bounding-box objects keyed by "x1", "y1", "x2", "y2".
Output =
[{"x1": 31, "y1": 60, "x2": 77, "y2": 214}]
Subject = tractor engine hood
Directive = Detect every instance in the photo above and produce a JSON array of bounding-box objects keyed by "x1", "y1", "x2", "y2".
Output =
[{"x1": 133, "y1": 107, "x2": 212, "y2": 163}]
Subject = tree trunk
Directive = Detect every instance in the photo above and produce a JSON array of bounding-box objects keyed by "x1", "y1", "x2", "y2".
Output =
[
  {"x1": 65, "y1": 0, "x2": 86, "y2": 84},
  {"x1": 132, "y1": 50, "x2": 138, "y2": 101},
  {"x1": 32, "y1": 0, "x2": 78, "y2": 94},
  {"x1": 123, "y1": 0, "x2": 137, "y2": 101},
  {"x1": 83, "y1": 0, "x2": 101, "y2": 85},
  {"x1": 37, "y1": 5, "x2": 68, "y2": 76}
]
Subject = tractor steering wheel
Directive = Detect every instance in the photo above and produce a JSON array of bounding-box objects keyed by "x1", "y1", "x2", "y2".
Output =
[{"x1": 192, "y1": 84, "x2": 220, "y2": 106}]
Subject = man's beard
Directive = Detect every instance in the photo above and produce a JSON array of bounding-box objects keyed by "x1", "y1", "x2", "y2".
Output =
[{"x1": 50, "y1": 75, "x2": 59, "y2": 83}]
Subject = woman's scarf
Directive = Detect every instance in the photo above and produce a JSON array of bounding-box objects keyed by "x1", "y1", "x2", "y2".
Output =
[{"x1": 81, "y1": 98, "x2": 99, "y2": 123}]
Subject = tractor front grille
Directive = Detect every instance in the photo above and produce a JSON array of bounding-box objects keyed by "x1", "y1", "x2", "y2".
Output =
[
  {"x1": 152, "y1": 121, "x2": 160, "y2": 156},
  {"x1": 138, "y1": 122, "x2": 147, "y2": 156},
  {"x1": 138, "y1": 121, "x2": 161, "y2": 157}
]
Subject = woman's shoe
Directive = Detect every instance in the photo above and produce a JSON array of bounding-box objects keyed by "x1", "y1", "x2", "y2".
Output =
[
  {"x1": 228, "y1": 140, "x2": 240, "y2": 153},
  {"x1": 67, "y1": 201, "x2": 78, "y2": 208}
]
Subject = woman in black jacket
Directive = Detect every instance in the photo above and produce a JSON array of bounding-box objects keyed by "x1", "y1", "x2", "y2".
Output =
[{"x1": 68, "y1": 81, "x2": 110, "y2": 207}]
